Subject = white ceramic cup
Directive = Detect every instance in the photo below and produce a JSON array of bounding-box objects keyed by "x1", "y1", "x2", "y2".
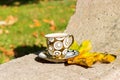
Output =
[{"x1": 45, "y1": 33, "x2": 74, "y2": 59}]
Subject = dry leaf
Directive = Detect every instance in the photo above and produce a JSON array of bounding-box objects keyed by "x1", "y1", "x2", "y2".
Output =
[
  {"x1": 78, "y1": 40, "x2": 92, "y2": 53},
  {"x1": 35, "y1": 39, "x2": 40, "y2": 45},
  {"x1": 29, "y1": 24, "x2": 34, "y2": 28},
  {"x1": 47, "y1": 6, "x2": 54, "y2": 9},
  {"x1": 0, "y1": 29, "x2": 3, "y2": 34},
  {"x1": 70, "y1": 4, "x2": 76, "y2": 8},
  {"x1": 43, "y1": 19, "x2": 50, "y2": 23},
  {"x1": 0, "y1": 15, "x2": 17, "y2": 26},
  {"x1": 32, "y1": 31, "x2": 38, "y2": 38},
  {"x1": 4, "y1": 56, "x2": 10, "y2": 62},
  {"x1": 5, "y1": 15, "x2": 18, "y2": 25},
  {"x1": 4, "y1": 30, "x2": 9, "y2": 34},
  {"x1": 60, "y1": 18, "x2": 65, "y2": 23},
  {"x1": 0, "y1": 47, "x2": 14, "y2": 56},
  {"x1": 43, "y1": 19, "x2": 56, "y2": 31},
  {"x1": 2, "y1": 5, "x2": 7, "y2": 8},
  {"x1": 67, "y1": 40, "x2": 116, "y2": 67},
  {"x1": 33, "y1": 19, "x2": 41, "y2": 27},
  {"x1": 9, "y1": 44, "x2": 15, "y2": 49},
  {"x1": 50, "y1": 25, "x2": 56, "y2": 31},
  {"x1": 100, "y1": 53, "x2": 116, "y2": 63},
  {"x1": 49, "y1": 20, "x2": 56, "y2": 31},
  {"x1": 40, "y1": 32, "x2": 45, "y2": 37},
  {"x1": 0, "y1": 53, "x2": 10, "y2": 63},
  {"x1": 6, "y1": 49, "x2": 14, "y2": 56}
]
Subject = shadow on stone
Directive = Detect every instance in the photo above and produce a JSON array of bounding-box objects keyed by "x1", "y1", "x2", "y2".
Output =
[
  {"x1": 35, "y1": 56, "x2": 64, "y2": 64},
  {"x1": 64, "y1": 62, "x2": 93, "y2": 69},
  {"x1": 14, "y1": 45, "x2": 46, "y2": 58},
  {"x1": 35, "y1": 56, "x2": 54, "y2": 63}
]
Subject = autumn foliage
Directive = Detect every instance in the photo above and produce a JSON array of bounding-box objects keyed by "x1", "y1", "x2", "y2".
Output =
[{"x1": 67, "y1": 40, "x2": 116, "y2": 67}]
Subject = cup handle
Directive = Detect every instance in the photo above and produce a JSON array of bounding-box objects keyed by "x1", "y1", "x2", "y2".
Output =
[{"x1": 68, "y1": 34, "x2": 74, "y2": 48}]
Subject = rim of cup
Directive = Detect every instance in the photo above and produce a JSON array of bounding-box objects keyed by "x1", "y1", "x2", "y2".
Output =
[{"x1": 45, "y1": 33, "x2": 68, "y2": 38}]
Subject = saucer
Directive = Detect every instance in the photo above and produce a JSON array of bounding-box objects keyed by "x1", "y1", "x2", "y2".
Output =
[{"x1": 38, "y1": 50, "x2": 79, "y2": 62}]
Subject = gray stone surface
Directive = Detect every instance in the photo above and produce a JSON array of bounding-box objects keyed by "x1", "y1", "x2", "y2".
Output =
[
  {"x1": 0, "y1": 54, "x2": 88, "y2": 80},
  {"x1": 65, "y1": 0, "x2": 120, "y2": 53},
  {"x1": 0, "y1": 54, "x2": 120, "y2": 80},
  {"x1": 65, "y1": 0, "x2": 120, "y2": 79},
  {"x1": 0, "y1": 0, "x2": 120, "y2": 80}
]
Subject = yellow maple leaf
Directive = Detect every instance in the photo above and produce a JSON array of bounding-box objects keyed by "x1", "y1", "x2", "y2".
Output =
[
  {"x1": 67, "y1": 40, "x2": 116, "y2": 67},
  {"x1": 78, "y1": 40, "x2": 92, "y2": 53},
  {"x1": 101, "y1": 54, "x2": 116, "y2": 63},
  {"x1": 70, "y1": 41, "x2": 79, "y2": 50}
]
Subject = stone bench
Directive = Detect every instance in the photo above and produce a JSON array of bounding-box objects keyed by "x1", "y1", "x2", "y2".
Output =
[{"x1": 0, "y1": 0, "x2": 120, "y2": 80}]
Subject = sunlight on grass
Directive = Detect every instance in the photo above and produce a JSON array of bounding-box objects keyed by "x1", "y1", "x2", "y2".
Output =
[{"x1": 0, "y1": 0, "x2": 76, "y2": 63}]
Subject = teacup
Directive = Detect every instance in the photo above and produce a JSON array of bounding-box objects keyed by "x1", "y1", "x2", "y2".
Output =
[{"x1": 45, "y1": 33, "x2": 74, "y2": 59}]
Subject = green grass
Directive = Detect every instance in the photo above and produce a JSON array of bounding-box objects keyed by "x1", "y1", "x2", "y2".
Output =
[{"x1": 0, "y1": 0, "x2": 76, "y2": 63}]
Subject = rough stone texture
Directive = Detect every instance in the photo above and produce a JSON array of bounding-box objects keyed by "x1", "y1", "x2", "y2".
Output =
[
  {"x1": 65, "y1": 0, "x2": 120, "y2": 53},
  {"x1": 0, "y1": 54, "x2": 89, "y2": 80},
  {"x1": 0, "y1": 0, "x2": 120, "y2": 80},
  {"x1": 65, "y1": 0, "x2": 120, "y2": 79},
  {"x1": 0, "y1": 54, "x2": 120, "y2": 80}
]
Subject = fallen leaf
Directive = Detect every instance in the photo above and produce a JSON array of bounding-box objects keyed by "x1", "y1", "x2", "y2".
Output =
[
  {"x1": 67, "y1": 40, "x2": 116, "y2": 67},
  {"x1": 100, "y1": 53, "x2": 116, "y2": 63},
  {"x1": 33, "y1": 19, "x2": 41, "y2": 27},
  {"x1": 40, "y1": 32, "x2": 45, "y2": 37},
  {"x1": 49, "y1": 20, "x2": 55, "y2": 26},
  {"x1": 49, "y1": 20, "x2": 56, "y2": 31},
  {"x1": 4, "y1": 56, "x2": 10, "y2": 62},
  {"x1": 5, "y1": 15, "x2": 18, "y2": 25},
  {"x1": 60, "y1": 18, "x2": 65, "y2": 23},
  {"x1": 9, "y1": 44, "x2": 15, "y2": 49},
  {"x1": 0, "y1": 29, "x2": 3, "y2": 34},
  {"x1": 70, "y1": 4, "x2": 76, "y2": 8},
  {"x1": 6, "y1": 49, "x2": 14, "y2": 57},
  {"x1": 0, "y1": 53, "x2": 10, "y2": 64},
  {"x1": 43, "y1": 19, "x2": 50, "y2": 23},
  {"x1": 35, "y1": 39, "x2": 40, "y2": 45},
  {"x1": 70, "y1": 41, "x2": 79, "y2": 50},
  {"x1": 0, "y1": 47, "x2": 14, "y2": 57},
  {"x1": 50, "y1": 25, "x2": 56, "y2": 31},
  {"x1": 0, "y1": 15, "x2": 17, "y2": 26},
  {"x1": 43, "y1": 19, "x2": 56, "y2": 31},
  {"x1": 32, "y1": 31, "x2": 38, "y2": 38},
  {"x1": 78, "y1": 40, "x2": 92, "y2": 53},
  {"x1": 29, "y1": 24, "x2": 34, "y2": 28},
  {"x1": 2, "y1": 5, "x2": 7, "y2": 8},
  {"x1": 4, "y1": 30, "x2": 9, "y2": 34},
  {"x1": 47, "y1": 6, "x2": 54, "y2": 9}
]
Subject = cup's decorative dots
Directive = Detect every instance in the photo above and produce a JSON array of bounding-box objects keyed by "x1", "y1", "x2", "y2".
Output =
[
  {"x1": 54, "y1": 41, "x2": 63, "y2": 50},
  {"x1": 48, "y1": 37, "x2": 54, "y2": 42},
  {"x1": 53, "y1": 51, "x2": 61, "y2": 56},
  {"x1": 63, "y1": 37, "x2": 72, "y2": 48},
  {"x1": 62, "y1": 49, "x2": 68, "y2": 55},
  {"x1": 48, "y1": 50, "x2": 53, "y2": 55},
  {"x1": 49, "y1": 45, "x2": 54, "y2": 51},
  {"x1": 45, "y1": 33, "x2": 74, "y2": 59}
]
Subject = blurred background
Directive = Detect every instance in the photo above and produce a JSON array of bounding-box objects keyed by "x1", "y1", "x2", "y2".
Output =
[{"x1": 0, "y1": 0, "x2": 76, "y2": 64}]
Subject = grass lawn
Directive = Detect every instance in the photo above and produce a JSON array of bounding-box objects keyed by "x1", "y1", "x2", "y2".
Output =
[{"x1": 0, "y1": 0, "x2": 76, "y2": 64}]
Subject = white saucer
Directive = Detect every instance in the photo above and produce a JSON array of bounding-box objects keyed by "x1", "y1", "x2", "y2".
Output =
[{"x1": 38, "y1": 50, "x2": 79, "y2": 62}]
